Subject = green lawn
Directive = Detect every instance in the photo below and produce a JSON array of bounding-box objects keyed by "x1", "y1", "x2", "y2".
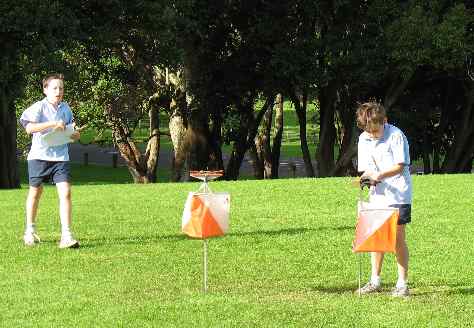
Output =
[{"x1": 1, "y1": 173, "x2": 473, "y2": 327}]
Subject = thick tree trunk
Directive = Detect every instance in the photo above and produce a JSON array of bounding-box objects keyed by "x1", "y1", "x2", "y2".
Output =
[
  {"x1": 290, "y1": 90, "x2": 315, "y2": 177},
  {"x1": 145, "y1": 104, "x2": 160, "y2": 182},
  {"x1": 0, "y1": 84, "x2": 20, "y2": 189},
  {"x1": 444, "y1": 81, "x2": 474, "y2": 173},
  {"x1": 271, "y1": 94, "x2": 284, "y2": 178},
  {"x1": 209, "y1": 113, "x2": 224, "y2": 171},
  {"x1": 316, "y1": 83, "x2": 337, "y2": 177},
  {"x1": 255, "y1": 97, "x2": 273, "y2": 178},
  {"x1": 332, "y1": 91, "x2": 358, "y2": 177},
  {"x1": 186, "y1": 110, "x2": 212, "y2": 171},
  {"x1": 169, "y1": 114, "x2": 187, "y2": 181},
  {"x1": 248, "y1": 144, "x2": 264, "y2": 179}
]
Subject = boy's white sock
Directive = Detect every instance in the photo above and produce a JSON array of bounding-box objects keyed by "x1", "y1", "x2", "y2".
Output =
[
  {"x1": 396, "y1": 278, "x2": 408, "y2": 289},
  {"x1": 25, "y1": 223, "x2": 36, "y2": 234},
  {"x1": 61, "y1": 224, "x2": 72, "y2": 238},
  {"x1": 370, "y1": 275, "x2": 381, "y2": 287}
]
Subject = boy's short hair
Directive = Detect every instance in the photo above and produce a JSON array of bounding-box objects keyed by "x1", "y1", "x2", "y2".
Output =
[
  {"x1": 42, "y1": 73, "x2": 64, "y2": 89},
  {"x1": 356, "y1": 101, "x2": 386, "y2": 132}
]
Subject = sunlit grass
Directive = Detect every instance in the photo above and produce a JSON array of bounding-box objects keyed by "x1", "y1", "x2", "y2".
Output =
[{"x1": 1, "y1": 174, "x2": 473, "y2": 326}]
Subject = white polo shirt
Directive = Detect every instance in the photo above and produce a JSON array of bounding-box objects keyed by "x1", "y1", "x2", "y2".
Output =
[
  {"x1": 358, "y1": 123, "x2": 412, "y2": 205},
  {"x1": 20, "y1": 98, "x2": 74, "y2": 161}
]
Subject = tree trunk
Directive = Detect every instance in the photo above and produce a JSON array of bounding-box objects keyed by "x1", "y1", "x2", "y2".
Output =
[
  {"x1": 208, "y1": 113, "x2": 224, "y2": 171},
  {"x1": 145, "y1": 103, "x2": 160, "y2": 182},
  {"x1": 383, "y1": 75, "x2": 412, "y2": 111},
  {"x1": 316, "y1": 83, "x2": 337, "y2": 177},
  {"x1": 433, "y1": 79, "x2": 452, "y2": 173},
  {"x1": 0, "y1": 83, "x2": 20, "y2": 189},
  {"x1": 444, "y1": 81, "x2": 474, "y2": 173},
  {"x1": 225, "y1": 97, "x2": 269, "y2": 180},
  {"x1": 225, "y1": 117, "x2": 249, "y2": 180},
  {"x1": 332, "y1": 89, "x2": 358, "y2": 177},
  {"x1": 169, "y1": 113, "x2": 187, "y2": 181},
  {"x1": 271, "y1": 93, "x2": 284, "y2": 178},
  {"x1": 248, "y1": 143, "x2": 264, "y2": 179},
  {"x1": 422, "y1": 126, "x2": 432, "y2": 174},
  {"x1": 255, "y1": 96, "x2": 273, "y2": 178},
  {"x1": 290, "y1": 90, "x2": 315, "y2": 177},
  {"x1": 107, "y1": 103, "x2": 149, "y2": 184}
]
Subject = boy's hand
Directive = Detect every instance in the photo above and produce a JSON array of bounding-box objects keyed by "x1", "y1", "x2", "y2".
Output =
[
  {"x1": 52, "y1": 120, "x2": 65, "y2": 131},
  {"x1": 70, "y1": 131, "x2": 81, "y2": 141},
  {"x1": 362, "y1": 171, "x2": 382, "y2": 182}
]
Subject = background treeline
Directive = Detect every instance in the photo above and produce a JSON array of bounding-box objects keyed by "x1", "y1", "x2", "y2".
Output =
[{"x1": 1, "y1": 0, "x2": 473, "y2": 187}]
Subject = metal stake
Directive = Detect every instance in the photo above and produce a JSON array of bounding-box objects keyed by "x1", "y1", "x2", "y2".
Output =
[
  {"x1": 358, "y1": 253, "x2": 362, "y2": 297},
  {"x1": 203, "y1": 239, "x2": 208, "y2": 293}
]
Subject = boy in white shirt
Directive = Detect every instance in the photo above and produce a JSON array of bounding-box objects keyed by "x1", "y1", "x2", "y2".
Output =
[
  {"x1": 355, "y1": 101, "x2": 412, "y2": 297},
  {"x1": 20, "y1": 73, "x2": 80, "y2": 249}
]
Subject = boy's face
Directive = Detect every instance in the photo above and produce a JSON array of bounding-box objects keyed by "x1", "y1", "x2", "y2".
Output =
[
  {"x1": 366, "y1": 124, "x2": 384, "y2": 139},
  {"x1": 43, "y1": 78, "x2": 64, "y2": 106}
]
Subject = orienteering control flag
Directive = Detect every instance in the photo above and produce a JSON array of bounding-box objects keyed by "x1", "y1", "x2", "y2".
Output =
[
  {"x1": 353, "y1": 201, "x2": 399, "y2": 253},
  {"x1": 182, "y1": 192, "x2": 230, "y2": 239}
]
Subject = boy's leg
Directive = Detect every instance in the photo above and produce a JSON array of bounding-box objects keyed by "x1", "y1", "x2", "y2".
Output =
[
  {"x1": 26, "y1": 186, "x2": 43, "y2": 227},
  {"x1": 356, "y1": 252, "x2": 384, "y2": 294},
  {"x1": 56, "y1": 181, "x2": 79, "y2": 248},
  {"x1": 56, "y1": 181, "x2": 72, "y2": 231},
  {"x1": 24, "y1": 186, "x2": 43, "y2": 245},
  {"x1": 395, "y1": 224, "x2": 409, "y2": 284},
  {"x1": 26, "y1": 159, "x2": 46, "y2": 239},
  {"x1": 370, "y1": 251, "x2": 384, "y2": 285}
]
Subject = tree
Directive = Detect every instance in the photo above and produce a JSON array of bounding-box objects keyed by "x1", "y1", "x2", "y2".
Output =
[{"x1": 0, "y1": 1, "x2": 79, "y2": 188}]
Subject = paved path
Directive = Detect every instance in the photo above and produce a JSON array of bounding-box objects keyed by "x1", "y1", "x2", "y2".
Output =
[{"x1": 69, "y1": 143, "x2": 311, "y2": 178}]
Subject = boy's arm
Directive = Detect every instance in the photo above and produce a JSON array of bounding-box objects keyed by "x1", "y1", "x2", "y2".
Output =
[
  {"x1": 25, "y1": 120, "x2": 65, "y2": 134},
  {"x1": 363, "y1": 163, "x2": 405, "y2": 182}
]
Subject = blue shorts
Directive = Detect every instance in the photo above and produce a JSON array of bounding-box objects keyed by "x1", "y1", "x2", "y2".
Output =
[
  {"x1": 28, "y1": 160, "x2": 71, "y2": 187},
  {"x1": 390, "y1": 204, "x2": 411, "y2": 225}
]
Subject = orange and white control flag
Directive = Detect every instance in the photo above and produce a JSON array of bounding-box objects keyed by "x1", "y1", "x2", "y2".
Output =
[
  {"x1": 352, "y1": 201, "x2": 399, "y2": 253},
  {"x1": 182, "y1": 192, "x2": 230, "y2": 239}
]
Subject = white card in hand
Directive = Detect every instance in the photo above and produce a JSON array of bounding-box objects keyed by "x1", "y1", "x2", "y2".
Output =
[{"x1": 42, "y1": 124, "x2": 75, "y2": 147}]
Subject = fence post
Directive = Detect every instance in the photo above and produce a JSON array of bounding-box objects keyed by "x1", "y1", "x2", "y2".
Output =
[
  {"x1": 83, "y1": 153, "x2": 89, "y2": 166},
  {"x1": 289, "y1": 161, "x2": 297, "y2": 178},
  {"x1": 112, "y1": 152, "x2": 118, "y2": 168}
]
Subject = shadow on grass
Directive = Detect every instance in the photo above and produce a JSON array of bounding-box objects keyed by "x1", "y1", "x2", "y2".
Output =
[
  {"x1": 75, "y1": 226, "x2": 353, "y2": 248},
  {"x1": 415, "y1": 284, "x2": 474, "y2": 296},
  {"x1": 448, "y1": 287, "x2": 474, "y2": 295},
  {"x1": 228, "y1": 225, "x2": 353, "y2": 238},
  {"x1": 79, "y1": 233, "x2": 187, "y2": 248},
  {"x1": 315, "y1": 284, "x2": 474, "y2": 297},
  {"x1": 310, "y1": 284, "x2": 357, "y2": 295}
]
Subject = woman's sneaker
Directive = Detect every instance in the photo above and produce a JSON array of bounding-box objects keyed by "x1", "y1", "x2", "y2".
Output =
[
  {"x1": 356, "y1": 282, "x2": 381, "y2": 294},
  {"x1": 391, "y1": 286, "x2": 410, "y2": 297},
  {"x1": 24, "y1": 232, "x2": 41, "y2": 246},
  {"x1": 59, "y1": 235, "x2": 80, "y2": 249}
]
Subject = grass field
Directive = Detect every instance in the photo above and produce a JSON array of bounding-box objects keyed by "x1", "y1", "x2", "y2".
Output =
[{"x1": 1, "y1": 171, "x2": 473, "y2": 327}]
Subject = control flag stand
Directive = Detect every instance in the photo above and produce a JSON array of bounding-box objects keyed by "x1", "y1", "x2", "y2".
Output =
[
  {"x1": 352, "y1": 178, "x2": 399, "y2": 296},
  {"x1": 181, "y1": 170, "x2": 230, "y2": 293}
]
